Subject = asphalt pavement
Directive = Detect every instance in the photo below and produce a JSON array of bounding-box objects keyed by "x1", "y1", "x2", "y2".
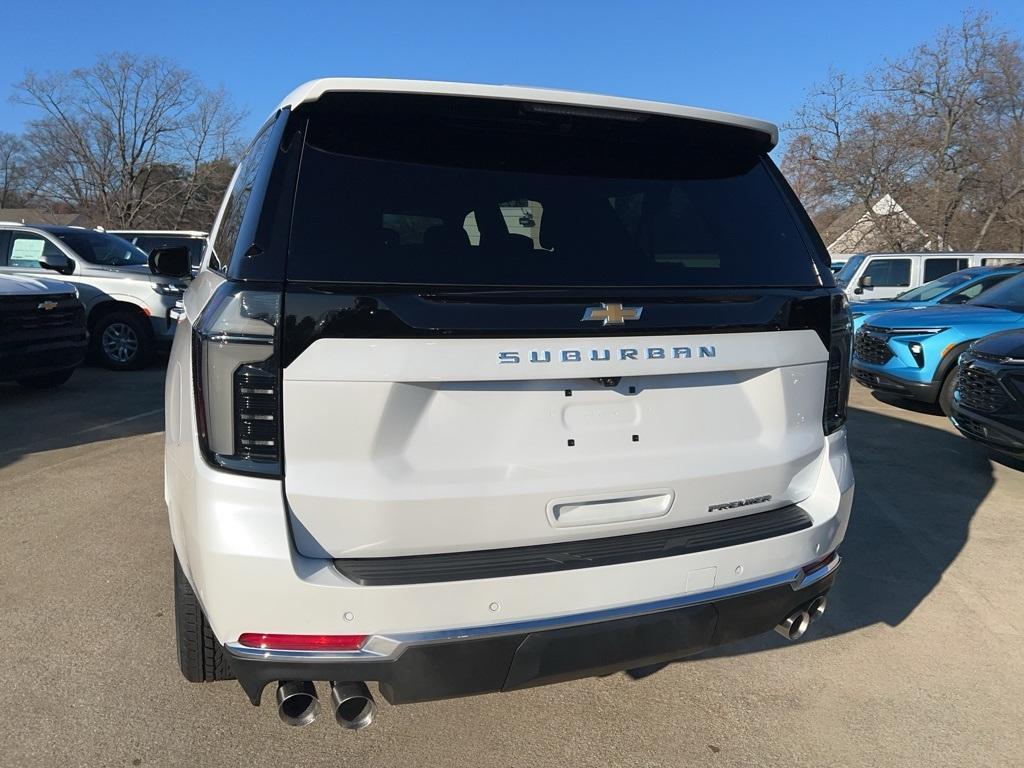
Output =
[{"x1": 1, "y1": 365, "x2": 1022, "y2": 767}]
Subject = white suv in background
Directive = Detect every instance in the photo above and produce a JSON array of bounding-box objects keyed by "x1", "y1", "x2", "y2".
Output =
[
  {"x1": 0, "y1": 224, "x2": 189, "y2": 368},
  {"x1": 159, "y1": 79, "x2": 854, "y2": 730}
]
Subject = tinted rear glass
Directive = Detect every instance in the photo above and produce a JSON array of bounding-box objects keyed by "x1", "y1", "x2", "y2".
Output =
[{"x1": 287, "y1": 93, "x2": 820, "y2": 288}]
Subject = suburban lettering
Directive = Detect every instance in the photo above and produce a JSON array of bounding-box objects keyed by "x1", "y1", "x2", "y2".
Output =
[{"x1": 498, "y1": 345, "x2": 720, "y2": 364}]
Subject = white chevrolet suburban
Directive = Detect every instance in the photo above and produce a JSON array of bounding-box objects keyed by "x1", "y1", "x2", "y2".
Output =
[{"x1": 161, "y1": 79, "x2": 854, "y2": 730}]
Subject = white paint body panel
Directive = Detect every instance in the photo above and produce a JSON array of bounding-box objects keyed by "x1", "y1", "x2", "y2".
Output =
[
  {"x1": 166, "y1": 319, "x2": 851, "y2": 644},
  {"x1": 166, "y1": 310, "x2": 853, "y2": 644},
  {"x1": 282, "y1": 331, "x2": 830, "y2": 558}
]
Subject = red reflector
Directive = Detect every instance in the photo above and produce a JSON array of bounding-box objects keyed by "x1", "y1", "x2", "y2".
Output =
[
  {"x1": 801, "y1": 551, "x2": 838, "y2": 576},
  {"x1": 238, "y1": 633, "x2": 368, "y2": 651}
]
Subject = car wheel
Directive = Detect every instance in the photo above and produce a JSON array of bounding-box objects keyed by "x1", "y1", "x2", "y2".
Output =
[
  {"x1": 94, "y1": 311, "x2": 153, "y2": 370},
  {"x1": 939, "y1": 365, "x2": 959, "y2": 417},
  {"x1": 16, "y1": 368, "x2": 75, "y2": 389},
  {"x1": 174, "y1": 553, "x2": 234, "y2": 682}
]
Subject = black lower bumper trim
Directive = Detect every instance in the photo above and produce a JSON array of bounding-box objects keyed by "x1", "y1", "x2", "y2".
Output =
[
  {"x1": 852, "y1": 366, "x2": 938, "y2": 402},
  {"x1": 951, "y1": 410, "x2": 1024, "y2": 454},
  {"x1": 226, "y1": 571, "x2": 836, "y2": 706},
  {"x1": 334, "y1": 505, "x2": 812, "y2": 586},
  {"x1": 0, "y1": 341, "x2": 87, "y2": 381}
]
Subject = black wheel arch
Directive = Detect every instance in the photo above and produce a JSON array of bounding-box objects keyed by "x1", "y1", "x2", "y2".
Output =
[{"x1": 932, "y1": 340, "x2": 973, "y2": 385}]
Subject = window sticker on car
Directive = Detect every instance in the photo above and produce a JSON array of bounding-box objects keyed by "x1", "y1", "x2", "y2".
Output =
[{"x1": 10, "y1": 237, "x2": 44, "y2": 266}]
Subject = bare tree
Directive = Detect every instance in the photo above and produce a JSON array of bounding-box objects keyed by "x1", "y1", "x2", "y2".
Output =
[
  {"x1": 0, "y1": 132, "x2": 27, "y2": 208},
  {"x1": 784, "y1": 11, "x2": 1024, "y2": 253},
  {"x1": 11, "y1": 53, "x2": 245, "y2": 228}
]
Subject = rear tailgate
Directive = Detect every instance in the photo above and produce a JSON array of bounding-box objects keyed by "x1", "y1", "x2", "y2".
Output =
[{"x1": 282, "y1": 330, "x2": 828, "y2": 557}]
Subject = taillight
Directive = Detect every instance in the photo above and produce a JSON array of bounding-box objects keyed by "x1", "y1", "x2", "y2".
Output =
[
  {"x1": 193, "y1": 284, "x2": 282, "y2": 476},
  {"x1": 823, "y1": 293, "x2": 852, "y2": 435}
]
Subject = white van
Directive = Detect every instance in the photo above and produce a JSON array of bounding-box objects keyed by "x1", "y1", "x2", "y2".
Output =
[{"x1": 835, "y1": 252, "x2": 1023, "y2": 299}]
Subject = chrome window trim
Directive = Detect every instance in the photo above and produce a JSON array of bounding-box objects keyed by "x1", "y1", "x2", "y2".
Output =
[{"x1": 224, "y1": 555, "x2": 840, "y2": 663}]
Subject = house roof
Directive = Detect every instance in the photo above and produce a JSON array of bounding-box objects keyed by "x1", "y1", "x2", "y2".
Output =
[
  {"x1": 0, "y1": 208, "x2": 93, "y2": 227},
  {"x1": 820, "y1": 195, "x2": 931, "y2": 255},
  {"x1": 275, "y1": 78, "x2": 779, "y2": 148}
]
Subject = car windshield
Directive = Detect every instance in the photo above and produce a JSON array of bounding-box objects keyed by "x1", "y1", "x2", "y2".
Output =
[
  {"x1": 968, "y1": 272, "x2": 1024, "y2": 312},
  {"x1": 896, "y1": 272, "x2": 971, "y2": 302},
  {"x1": 834, "y1": 254, "x2": 865, "y2": 286},
  {"x1": 53, "y1": 230, "x2": 149, "y2": 267}
]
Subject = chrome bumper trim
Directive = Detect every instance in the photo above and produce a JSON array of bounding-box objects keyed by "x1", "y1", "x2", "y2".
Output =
[{"x1": 224, "y1": 555, "x2": 839, "y2": 664}]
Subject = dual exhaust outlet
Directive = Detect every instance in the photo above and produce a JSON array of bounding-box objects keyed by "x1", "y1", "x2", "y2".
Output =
[
  {"x1": 276, "y1": 680, "x2": 376, "y2": 729},
  {"x1": 774, "y1": 595, "x2": 828, "y2": 642}
]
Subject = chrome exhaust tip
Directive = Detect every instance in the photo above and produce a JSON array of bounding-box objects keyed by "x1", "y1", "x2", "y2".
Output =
[
  {"x1": 330, "y1": 681, "x2": 377, "y2": 730},
  {"x1": 775, "y1": 609, "x2": 811, "y2": 641},
  {"x1": 276, "y1": 681, "x2": 320, "y2": 726},
  {"x1": 807, "y1": 595, "x2": 827, "y2": 623}
]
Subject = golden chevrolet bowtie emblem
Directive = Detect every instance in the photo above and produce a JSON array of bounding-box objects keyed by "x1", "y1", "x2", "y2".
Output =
[
  {"x1": 37, "y1": 300, "x2": 58, "y2": 311},
  {"x1": 581, "y1": 302, "x2": 643, "y2": 325}
]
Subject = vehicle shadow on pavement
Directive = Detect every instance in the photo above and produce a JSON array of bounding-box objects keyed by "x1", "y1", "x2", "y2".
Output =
[
  {"x1": 0, "y1": 365, "x2": 165, "y2": 472},
  {"x1": 631, "y1": 403, "x2": 994, "y2": 676}
]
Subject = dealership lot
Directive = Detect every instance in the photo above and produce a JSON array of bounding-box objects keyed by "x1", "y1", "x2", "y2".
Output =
[{"x1": 1, "y1": 369, "x2": 1022, "y2": 767}]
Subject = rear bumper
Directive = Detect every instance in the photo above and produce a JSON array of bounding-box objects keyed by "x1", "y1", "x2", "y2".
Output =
[
  {"x1": 225, "y1": 561, "x2": 837, "y2": 706},
  {"x1": 852, "y1": 365, "x2": 938, "y2": 402}
]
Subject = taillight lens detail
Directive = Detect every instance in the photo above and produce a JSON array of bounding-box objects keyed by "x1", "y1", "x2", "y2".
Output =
[
  {"x1": 823, "y1": 293, "x2": 852, "y2": 435},
  {"x1": 238, "y1": 633, "x2": 368, "y2": 651},
  {"x1": 193, "y1": 284, "x2": 282, "y2": 476}
]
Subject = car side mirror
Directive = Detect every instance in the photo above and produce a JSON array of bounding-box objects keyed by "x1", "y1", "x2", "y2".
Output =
[
  {"x1": 858, "y1": 274, "x2": 873, "y2": 289},
  {"x1": 39, "y1": 253, "x2": 75, "y2": 275},
  {"x1": 939, "y1": 294, "x2": 969, "y2": 305},
  {"x1": 149, "y1": 246, "x2": 192, "y2": 279}
]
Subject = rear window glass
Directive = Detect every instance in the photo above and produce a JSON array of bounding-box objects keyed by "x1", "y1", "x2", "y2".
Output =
[{"x1": 287, "y1": 94, "x2": 819, "y2": 287}]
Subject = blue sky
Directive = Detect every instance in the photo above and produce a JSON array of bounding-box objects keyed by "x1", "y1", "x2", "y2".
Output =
[{"x1": 2, "y1": 0, "x2": 1022, "y2": 153}]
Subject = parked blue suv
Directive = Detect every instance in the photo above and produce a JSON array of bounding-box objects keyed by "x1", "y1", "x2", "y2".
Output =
[
  {"x1": 852, "y1": 271, "x2": 1024, "y2": 414},
  {"x1": 851, "y1": 266, "x2": 1022, "y2": 332}
]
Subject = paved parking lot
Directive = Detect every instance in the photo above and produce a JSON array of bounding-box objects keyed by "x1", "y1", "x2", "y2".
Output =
[{"x1": 1, "y1": 367, "x2": 1023, "y2": 767}]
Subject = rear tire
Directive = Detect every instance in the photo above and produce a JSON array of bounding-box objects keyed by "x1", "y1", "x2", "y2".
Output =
[
  {"x1": 939, "y1": 365, "x2": 959, "y2": 417},
  {"x1": 93, "y1": 311, "x2": 153, "y2": 370},
  {"x1": 174, "y1": 553, "x2": 234, "y2": 682},
  {"x1": 16, "y1": 369, "x2": 75, "y2": 389}
]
